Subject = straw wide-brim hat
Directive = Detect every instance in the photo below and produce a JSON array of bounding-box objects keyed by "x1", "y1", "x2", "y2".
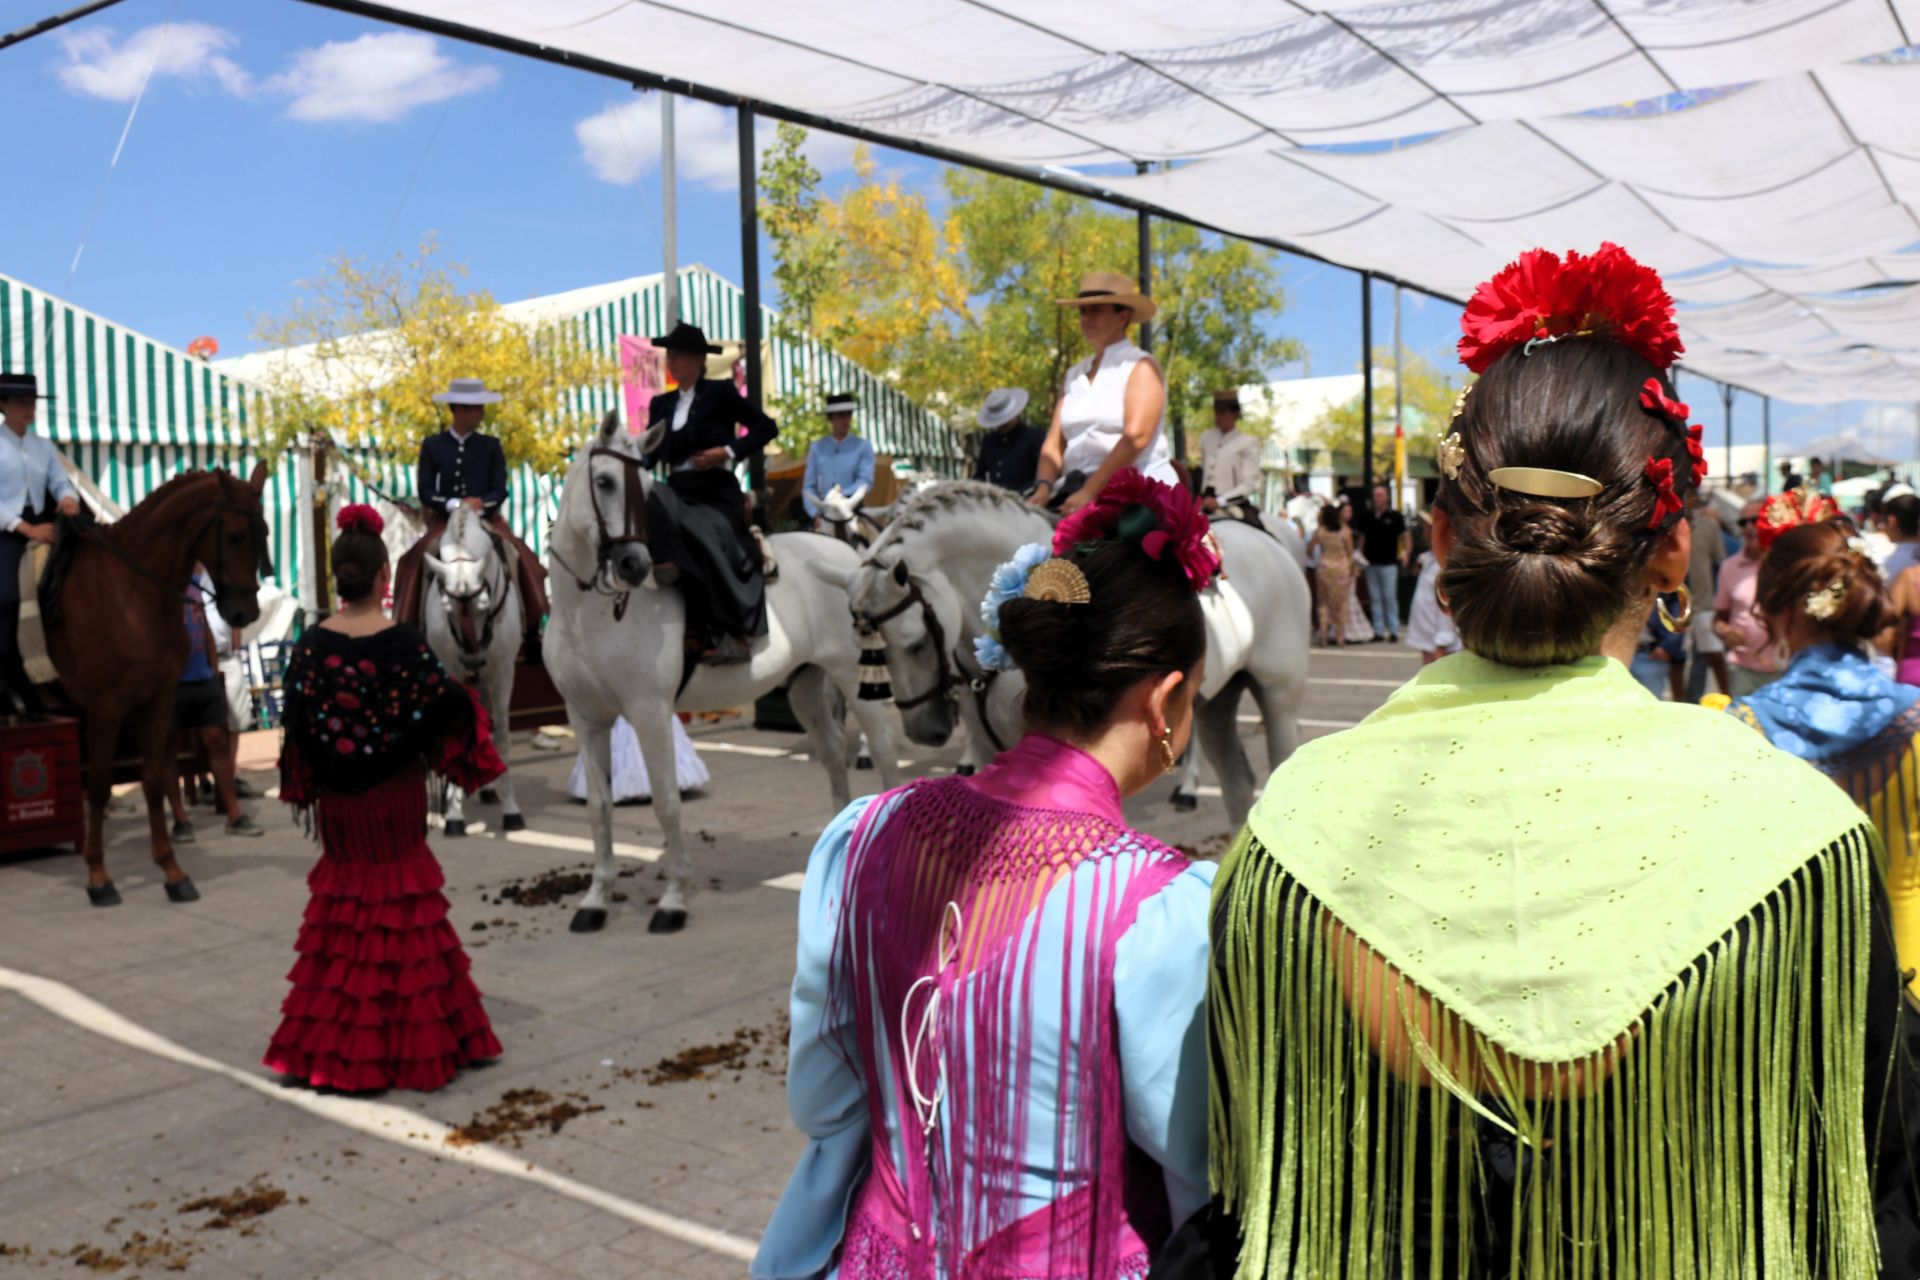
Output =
[{"x1": 1055, "y1": 270, "x2": 1158, "y2": 323}]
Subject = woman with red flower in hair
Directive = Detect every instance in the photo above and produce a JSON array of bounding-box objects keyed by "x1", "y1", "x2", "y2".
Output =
[
  {"x1": 1200, "y1": 245, "x2": 1920, "y2": 1277},
  {"x1": 264, "y1": 505, "x2": 507, "y2": 1093}
]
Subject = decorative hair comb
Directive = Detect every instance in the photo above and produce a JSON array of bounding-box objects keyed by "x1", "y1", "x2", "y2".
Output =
[{"x1": 1024, "y1": 558, "x2": 1091, "y2": 605}]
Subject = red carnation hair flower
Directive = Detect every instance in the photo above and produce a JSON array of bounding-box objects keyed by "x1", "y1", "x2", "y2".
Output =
[
  {"x1": 1459, "y1": 242, "x2": 1683, "y2": 375},
  {"x1": 336, "y1": 503, "x2": 384, "y2": 536},
  {"x1": 1053, "y1": 470, "x2": 1221, "y2": 592},
  {"x1": 1755, "y1": 488, "x2": 1840, "y2": 551}
]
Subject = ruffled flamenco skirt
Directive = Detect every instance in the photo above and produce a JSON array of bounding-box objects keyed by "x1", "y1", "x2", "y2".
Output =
[
  {"x1": 263, "y1": 764, "x2": 501, "y2": 1092},
  {"x1": 567, "y1": 715, "x2": 710, "y2": 803}
]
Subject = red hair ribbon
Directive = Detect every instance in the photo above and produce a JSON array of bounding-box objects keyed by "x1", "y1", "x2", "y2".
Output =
[
  {"x1": 336, "y1": 503, "x2": 385, "y2": 536},
  {"x1": 1643, "y1": 457, "x2": 1683, "y2": 530},
  {"x1": 1639, "y1": 377, "x2": 1689, "y2": 422},
  {"x1": 1459, "y1": 242, "x2": 1683, "y2": 375}
]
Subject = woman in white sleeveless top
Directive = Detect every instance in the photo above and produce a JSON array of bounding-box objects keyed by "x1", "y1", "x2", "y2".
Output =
[{"x1": 1032, "y1": 270, "x2": 1177, "y2": 515}]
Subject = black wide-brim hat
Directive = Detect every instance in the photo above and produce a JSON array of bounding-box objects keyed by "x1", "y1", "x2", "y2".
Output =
[
  {"x1": 652, "y1": 322, "x2": 723, "y2": 355},
  {"x1": 0, "y1": 372, "x2": 52, "y2": 400}
]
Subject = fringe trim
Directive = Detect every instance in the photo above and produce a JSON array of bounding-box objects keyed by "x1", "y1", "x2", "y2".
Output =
[{"x1": 1209, "y1": 825, "x2": 1880, "y2": 1279}]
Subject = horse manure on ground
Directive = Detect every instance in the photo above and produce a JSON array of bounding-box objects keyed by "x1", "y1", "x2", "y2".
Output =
[
  {"x1": 178, "y1": 1180, "x2": 289, "y2": 1230},
  {"x1": 445, "y1": 1088, "x2": 605, "y2": 1149},
  {"x1": 481, "y1": 864, "x2": 640, "y2": 909},
  {"x1": 646, "y1": 1011, "x2": 791, "y2": 1086}
]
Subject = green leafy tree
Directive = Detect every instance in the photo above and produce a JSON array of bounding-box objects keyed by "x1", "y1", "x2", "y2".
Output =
[
  {"x1": 1311, "y1": 346, "x2": 1466, "y2": 477},
  {"x1": 759, "y1": 122, "x2": 844, "y2": 455},
  {"x1": 250, "y1": 237, "x2": 613, "y2": 473}
]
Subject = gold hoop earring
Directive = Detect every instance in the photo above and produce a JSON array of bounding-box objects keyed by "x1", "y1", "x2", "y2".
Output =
[
  {"x1": 1159, "y1": 729, "x2": 1176, "y2": 774},
  {"x1": 1434, "y1": 584, "x2": 1451, "y2": 614},
  {"x1": 1657, "y1": 584, "x2": 1693, "y2": 633}
]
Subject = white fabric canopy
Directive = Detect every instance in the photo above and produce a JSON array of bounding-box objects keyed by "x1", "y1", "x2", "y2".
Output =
[{"x1": 347, "y1": 0, "x2": 1920, "y2": 403}]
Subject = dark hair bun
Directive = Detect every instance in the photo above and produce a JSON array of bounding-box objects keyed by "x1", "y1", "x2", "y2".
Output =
[
  {"x1": 1755, "y1": 520, "x2": 1886, "y2": 645},
  {"x1": 331, "y1": 526, "x2": 389, "y2": 605},
  {"x1": 996, "y1": 540, "x2": 1203, "y2": 735}
]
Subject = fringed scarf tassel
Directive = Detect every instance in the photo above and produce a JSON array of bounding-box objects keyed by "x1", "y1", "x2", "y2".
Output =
[{"x1": 1209, "y1": 825, "x2": 1881, "y2": 1280}]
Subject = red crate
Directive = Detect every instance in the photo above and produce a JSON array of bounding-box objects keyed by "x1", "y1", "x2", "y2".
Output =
[{"x1": 0, "y1": 716, "x2": 84, "y2": 853}]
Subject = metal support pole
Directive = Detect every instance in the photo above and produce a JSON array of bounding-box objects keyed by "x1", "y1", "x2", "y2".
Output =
[
  {"x1": 661, "y1": 92, "x2": 679, "y2": 328},
  {"x1": 1721, "y1": 383, "x2": 1735, "y2": 488},
  {"x1": 0, "y1": 0, "x2": 126, "y2": 53},
  {"x1": 1361, "y1": 271, "x2": 1375, "y2": 493},
  {"x1": 309, "y1": 430, "x2": 332, "y2": 622},
  {"x1": 738, "y1": 104, "x2": 767, "y2": 500},
  {"x1": 1392, "y1": 283, "x2": 1403, "y2": 507},
  {"x1": 1762, "y1": 396, "x2": 1771, "y2": 496}
]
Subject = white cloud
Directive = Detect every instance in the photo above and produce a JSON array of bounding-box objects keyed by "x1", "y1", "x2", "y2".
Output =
[
  {"x1": 575, "y1": 97, "x2": 858, "y2": 190},
  {"x1": 264, "y1": 32, "x2": 498, "y2": 124},
  {"x1": 56, "y1": 23, "x2": 250, "y2": 101}
]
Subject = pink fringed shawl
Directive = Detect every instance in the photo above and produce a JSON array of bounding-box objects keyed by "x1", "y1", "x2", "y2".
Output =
[{"x1": 828, "y1": 735, "x2": 1188, "y2": 1278}]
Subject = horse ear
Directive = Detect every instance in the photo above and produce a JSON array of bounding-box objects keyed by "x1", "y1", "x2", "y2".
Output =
[
  {"x1": 599, "y1": 409, "x2": 620, "y2": 443},
  {"x1": 892, "y1": 560, "x2": 910, "y2": 587},
  {"x1": 423, "y1": 553, "x2": 445, "y2": 580},
  {"x1": 247, "y1": 460, "x2": 270, "y2": 493}
]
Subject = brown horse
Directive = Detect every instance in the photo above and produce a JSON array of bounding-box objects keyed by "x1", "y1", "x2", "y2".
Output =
[{"x1": 44, "y1": 464, "x2": 273, "y2": 906}]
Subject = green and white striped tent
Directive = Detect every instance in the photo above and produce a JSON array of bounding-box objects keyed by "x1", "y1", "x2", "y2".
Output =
[{"x1": 0, "y1": 271, "x2": 304, "y2": 599}]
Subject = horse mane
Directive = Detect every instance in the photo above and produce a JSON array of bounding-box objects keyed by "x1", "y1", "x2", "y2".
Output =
[
  {"x1": 114, "y1": 467, "x2": 234, "y2": 536},
  {"x1": 871, "y1": 481, "x2": 1054, "y2": 553}
]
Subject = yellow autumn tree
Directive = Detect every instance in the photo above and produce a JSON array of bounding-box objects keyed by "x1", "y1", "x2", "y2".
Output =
[{"x1": 249, "y1": 238, "x2": 614, "y2": 474}]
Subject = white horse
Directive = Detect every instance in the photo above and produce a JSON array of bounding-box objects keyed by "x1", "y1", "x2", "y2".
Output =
[
  {"x1": 545, "y1": 411, "x2": 904, "y2": 934},
  {"x1": 421, "y1": 506, "x2": 524, "y2": 835},
  {"x1": 824, "y1": 481, "x2": 1310, "y2": 827}
]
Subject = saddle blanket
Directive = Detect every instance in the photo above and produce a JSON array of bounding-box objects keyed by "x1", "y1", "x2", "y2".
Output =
[{"x1": 1199, "y1": 576, "x2": 1254, "y2": 702}]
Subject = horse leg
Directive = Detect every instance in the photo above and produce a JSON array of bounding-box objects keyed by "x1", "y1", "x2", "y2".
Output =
[
  {"x1": 854, "y1": 731, "x2": 873, "y2": 772},
  {"x1": 492, "y1": 674, "x2": 524, "y2": 831},
  {"x1": 443, "y1": 781, "x2": 467, "y2": 837},
  {"x1": 1195, "y1": 684, "x2": 1257, "y2": 829},
  {"x1": 790, "y1": 665, "x2": 851, "y2": 811},
  {"x1": 1246, "y1": 677, "x2": 1300, "y2": 771},
  {"x1": 630, "y1": 703, "x2": 690, "y2": 933},
  {"x1": 567, "y1": 714, "x2": 617, "y2": 933},
  {"x1": 81, "y1": 709, "x2": 121, "y2": 906},
  {"x1": 138, "y1": 702, "x2": 197, "y2": 901}
]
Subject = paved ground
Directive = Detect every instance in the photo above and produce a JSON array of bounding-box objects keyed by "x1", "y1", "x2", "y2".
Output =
[{"x1": 0, "y1": 644, "x2": 1419, "y2": 1279}]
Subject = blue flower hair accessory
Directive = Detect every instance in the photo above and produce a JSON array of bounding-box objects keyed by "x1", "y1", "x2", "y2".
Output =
[{"x1": 974, "y1": 543, "x2": 1052, "y2": 673}]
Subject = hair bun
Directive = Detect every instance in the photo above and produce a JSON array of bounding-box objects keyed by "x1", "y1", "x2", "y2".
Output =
[
  {"x1": 1492, "y1": 503, "x2": 1592, "y2": 557},
  {"x1": 336, "y1": 503, "x2": 384, "y2": 536}
]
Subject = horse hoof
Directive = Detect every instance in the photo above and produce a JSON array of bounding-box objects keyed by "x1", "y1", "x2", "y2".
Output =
[
  {"x1": 86, "y1": 883, "x2": 122, "y2": 908},
  {"x1": 165, "y1": 878, "x2": 201, "y2": 904},
  {"x1": 1171, "y1": 791, "x2": 1199, "y2": 813},
  {"x1": 501, "y1": 812, "x2": 527, "y2": 832},
  {"x1": 647, "y1": 908, "x2": 688, "y2": 934},
  {"x1": 855, "y1": 754, "x2": 874, "y2": 772},
  {"x1": 479, "y1": 789, "x2": 500, "y2": 805},
  {"x1": 444, "y1": 819, "x2": 467, "y2": 838},
  {"x1": 956, "y1": 764, "x2": 976, "y2": 778},
  {"x1": 568, "y1": 907, "x2": 608, "y2": 934}
]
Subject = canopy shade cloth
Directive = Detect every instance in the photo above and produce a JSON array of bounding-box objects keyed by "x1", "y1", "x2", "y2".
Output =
[{"x1": 319, "y1": 0, "x2": 1920, "y2": 404}]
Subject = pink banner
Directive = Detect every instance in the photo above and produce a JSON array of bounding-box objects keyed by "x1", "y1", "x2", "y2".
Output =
[{"x1": 618, "y1": 335, "x2": 661, "y2": 435}]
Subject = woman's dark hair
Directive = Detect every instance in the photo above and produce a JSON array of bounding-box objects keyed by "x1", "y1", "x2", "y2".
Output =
[
  {"x1": 996, "y1": 537, "x2": 1204, "y2": 736},
  {"x1": 331, "y1": 527, "x2": 389, "y2": 604},
  {"x1": 1888, "y1": 494, "x2": 1920, "y2": 539},
  {"x1": 1319, "y1": 503, "x2": 1343, "y2": 532},
  {"x1": 1755, "y1": 519, "x2": 1886, "y2": 646},
  {"x1": 1435, "y1": 340, "x2": 1701, "y2": 667}
]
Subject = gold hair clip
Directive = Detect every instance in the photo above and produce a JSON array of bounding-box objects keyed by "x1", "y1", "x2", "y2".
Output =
[
  {"x1": 1487, "y1": 467, "x2": 1605, "y2": 500},
  {"x1": 1024, "y1": 558, "x2": 1091, "y2": 605},
  {"x1": 1437, "y1": 432, "x2": 1466, "y2": 481},
  {"x1": 1805, "y1": 578, "x2": 1847, "y2": 622},
  {"x1": 1449, "y1": 385, "x2": 1470, "y2": 425}
]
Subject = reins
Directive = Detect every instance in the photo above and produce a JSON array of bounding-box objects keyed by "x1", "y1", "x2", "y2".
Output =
[
  {"x1": 554, "y1": 446, "x2": 654, "y2": 623},
  {"x1": 852, "y1": 558, "x2": 1008, "y2": 754}
]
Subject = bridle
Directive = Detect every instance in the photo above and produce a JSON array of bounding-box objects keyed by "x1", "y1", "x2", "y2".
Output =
[
  {"x1": 435, "y1": 540, "x2": 510, "y2": 672},
  {"x1": 552, "y1": 446, "x2": 652, "y2": 622},
  {"x1": 851, "y1": 557, "x2": 1008, "y2": 753},
  {"x1": 76, "y1": 472, "x2": 272, "y2": 612}
]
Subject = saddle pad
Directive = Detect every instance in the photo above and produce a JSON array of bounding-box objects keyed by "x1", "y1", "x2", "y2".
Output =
[
  {"x1": 17, "y1": 543, "x2": 56, "y2": 685},
  {"x1": 1199, "y1": 576, "x2": 1253, "y2": 702}
]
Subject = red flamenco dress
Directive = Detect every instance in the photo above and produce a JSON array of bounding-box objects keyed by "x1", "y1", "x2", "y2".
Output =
[{"x1": 264, "y1": 624, "x2": 507, "y2": 1093}]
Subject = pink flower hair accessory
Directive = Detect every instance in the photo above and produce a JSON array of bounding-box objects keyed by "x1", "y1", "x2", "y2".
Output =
[{"x1": 1051, "y1": 470, "x2": 1221, "y2": 591}]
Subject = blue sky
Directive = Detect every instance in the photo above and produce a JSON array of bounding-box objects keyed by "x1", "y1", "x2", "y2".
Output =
[{"x1": 2, "y1": 0, "x2": 1904, "y2": 462}]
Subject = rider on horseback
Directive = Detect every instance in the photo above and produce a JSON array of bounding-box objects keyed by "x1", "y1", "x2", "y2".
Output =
[
  {"x1": 393, "y1": 379, "x2": 548, "y2": 662},
  {"x1": 642, "y1": 323, "x2": 779, "y2": 666},
  {"x1": 1200, "y1": 388, "x2": 1266, "y2": 527},
  {"x1": 0, "y1": 373, "x2": 78, "y2": 719},
  {"x1": 801, "y1": 391, "x2": 874, "y2": 533}
]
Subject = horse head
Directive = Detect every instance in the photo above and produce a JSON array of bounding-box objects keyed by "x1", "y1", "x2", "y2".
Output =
[
  {"x1": 847, "y1": 543, "x2": 965, "y2": 748},
  {"x1": 426, "y1": 507, "x2": 507, "y2": 667},
  {"x1": 555, "y1": 410, "x2": 657, "y2": 593},
  {"x1": 196, "y1": 462, "x2": 274, "y2": 631}
]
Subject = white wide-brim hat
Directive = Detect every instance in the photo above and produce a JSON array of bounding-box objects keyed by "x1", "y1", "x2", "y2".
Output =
[
  {"x1": 433, "y1": 378, "x2": 502, "y2": 406},
  {"x1": 976, "y1": 387, "x2": 1029, "y2": 430}
]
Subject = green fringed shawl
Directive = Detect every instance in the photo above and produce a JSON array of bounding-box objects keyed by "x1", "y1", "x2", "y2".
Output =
[{"x1": 1211, "y1": 651, "x2": 1883, "y2": 1278}]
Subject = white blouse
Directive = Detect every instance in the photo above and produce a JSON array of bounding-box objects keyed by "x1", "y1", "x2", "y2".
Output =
[{"x1": 1057, "y1": 339, "x2": 1176, "y2": 486}]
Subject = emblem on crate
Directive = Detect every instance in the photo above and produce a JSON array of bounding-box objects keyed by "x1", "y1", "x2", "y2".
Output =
[{"x1": 7, "y1": 749, "x2": 49, "y2": 801}]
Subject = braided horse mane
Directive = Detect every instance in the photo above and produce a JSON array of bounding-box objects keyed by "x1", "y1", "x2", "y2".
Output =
[{"x1": 868, "y1": 480, "x2": 1057, "y2": 558}]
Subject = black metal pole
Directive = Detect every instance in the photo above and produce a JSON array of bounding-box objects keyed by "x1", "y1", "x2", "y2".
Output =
[
  {"x1": 1361, "y1": 271, "x2": 1374, "y2": 493},
  {"x1": 738, "y1": 104, "x2": 766, "y2": 500},
  {"x1": 0, "y1": 0, "x2": 126, "y2": 52},
  {"x1": 1722, "y1": 383, "x2": 1735, "y2": 487},
  {"x1": 1762, "y1": 395, "x2": 1771, "y2": 495}
]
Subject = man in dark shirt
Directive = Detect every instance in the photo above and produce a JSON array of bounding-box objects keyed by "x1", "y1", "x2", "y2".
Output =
[
  {"x1": 1351, "y1": 483, "x2": 1409, "y2": 643},
  {"x1": 169, "y1": 574, "x2": 261, "y2": 841},
  {"x1": 972, "y1": 387, "x2": 1044, "y2": 494}
]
